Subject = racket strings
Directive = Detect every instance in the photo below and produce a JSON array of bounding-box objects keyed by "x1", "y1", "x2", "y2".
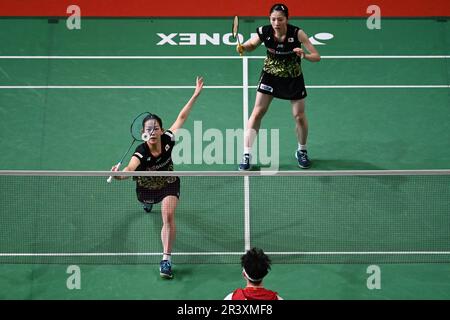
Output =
[{"x1": 130, "y1": 112, "x2": 152, "y2": 141}]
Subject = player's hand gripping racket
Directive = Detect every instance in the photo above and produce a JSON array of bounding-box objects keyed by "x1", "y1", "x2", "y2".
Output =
[
  {"x1": 232, "y1": 16, "x2": 243, "y2": 56},
  {"x1": 107, "y1": 112, "x2": 153, "y2": 183}
]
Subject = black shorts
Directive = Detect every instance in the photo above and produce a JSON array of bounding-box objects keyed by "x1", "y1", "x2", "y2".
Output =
[
  {"x1": 136, "y1": 178, "x2": 180, "y2": 205},
  {"x1": 257, "y1": 71, "x2": 307, "y2": 100}
]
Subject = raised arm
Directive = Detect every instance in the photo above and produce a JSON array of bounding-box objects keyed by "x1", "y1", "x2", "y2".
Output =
[{"x1": 169, "y1": 76, "x2": 204, "y2": 134}]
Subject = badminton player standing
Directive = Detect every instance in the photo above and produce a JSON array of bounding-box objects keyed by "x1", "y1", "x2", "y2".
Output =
[
  {"x1": 111, "y1": 76, "x2": 204, "y2": 279},
  {"x1": 236, "y1": 3, "x2": 320, "y2": 170}
]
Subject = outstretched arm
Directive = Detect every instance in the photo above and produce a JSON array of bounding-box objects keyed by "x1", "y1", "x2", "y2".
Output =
[
  {"x1": 111, "y1": 156, "x2": 139, "y2": 180},
  {"x1": 169, "y1": 76, "x2": 204, "y2": 134}
]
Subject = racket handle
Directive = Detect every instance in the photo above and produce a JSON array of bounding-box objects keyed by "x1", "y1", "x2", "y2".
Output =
[
  {"x1": 107, "y1": 162, "x2": 121, "y2": 183},
  {"x1": 237, "y1": 44, "x2": 244, "y2": 56}
]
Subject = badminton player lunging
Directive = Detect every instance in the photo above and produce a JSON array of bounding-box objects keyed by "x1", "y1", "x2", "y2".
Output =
[{"x1": 111, "y1": 76, "x2": 204, "y2": 279}]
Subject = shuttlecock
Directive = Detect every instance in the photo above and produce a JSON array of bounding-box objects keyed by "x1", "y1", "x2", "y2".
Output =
[{"x1": 142, "y1": 132, "x2": 150, "y2": 142}]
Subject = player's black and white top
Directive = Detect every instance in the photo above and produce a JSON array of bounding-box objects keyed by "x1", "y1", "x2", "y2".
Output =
[
  {"x1": 132, "y1": 130, "x2": 178, "y2": 190},
  {"x1": 257, "y1": 24, "x2": 303, "y2": 78}
]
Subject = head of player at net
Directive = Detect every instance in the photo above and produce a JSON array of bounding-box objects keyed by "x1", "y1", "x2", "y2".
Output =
[{"x1": 141, "y1": 115, "x2": 163, "y2": 145}]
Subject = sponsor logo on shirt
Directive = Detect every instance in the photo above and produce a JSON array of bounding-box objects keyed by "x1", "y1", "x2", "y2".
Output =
[
  {"x1": 149, "y1": 157, "x2": 172, "y2": 171},
  {"x1": 267, "y1": 48, "x2": 294, "y2": 55}
]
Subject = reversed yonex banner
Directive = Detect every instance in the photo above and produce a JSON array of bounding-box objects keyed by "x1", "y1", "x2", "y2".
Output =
[{"x1": 0, "y1": 0, "x2": 449, "y2": 17}]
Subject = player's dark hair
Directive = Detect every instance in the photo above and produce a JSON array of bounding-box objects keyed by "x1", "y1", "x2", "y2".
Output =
[
  {"x1": 241, "y1": 247, "x2": 272, "y2": 285},
  {"x1": 270, "y1": 3, "x2": 289, "y2": 18},
  {"x1": 142, "y1": 113, "x2": 163, "y2": 129}
]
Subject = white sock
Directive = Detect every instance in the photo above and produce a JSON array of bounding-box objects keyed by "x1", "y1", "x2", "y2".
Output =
[
  {"x1": 163, "y1": 253, "x2": 171, "y2": 262},
  {"x1": 298, "y1": 144, "x2": 307, "y2": 151},
  {"x1": 244, "y1": 147, "x2": 252, "y2": 155}
]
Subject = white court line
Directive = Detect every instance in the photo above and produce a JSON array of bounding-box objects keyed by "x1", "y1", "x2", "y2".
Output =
[
  {"x1": 0, "y1": 56, "x2": 242, "y2": 59},
  {"x1": 0, "y1": 85, "x2": 448, "y2": 89},
  {"x1": 244, "y1": 176, "x2": 251, "y2": 252},
  {"x1": 1, "y1": 55, "x2": 448, "y2": 89},
  {"x1": 320, "y1": 55, "x2": 450, "y2": 59},
  {"x1": 1, "y1": 169, "x2": 450, "y2": 176},
  {"x1": 242, "y1": 57, "x2": 251, "y2": 252},
  {"x1": 307, "y1": 85, "x2": 450, "y2": 88},
  {"x1": 1, "y1": 251, "x2": 450, "y2": 257},
  {"x1": 266, "y1": 251, "x2": 450, "y2": 255},
  {"x1": 0, "y1": 85, "x2": 241, "y2": 89},
  {"x1": 0, "y1": 55, "x2": 449, "y2": 59}
]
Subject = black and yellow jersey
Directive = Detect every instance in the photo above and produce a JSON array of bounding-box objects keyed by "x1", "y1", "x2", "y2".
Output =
[
  {"x1": 132, "y1": 130, "x2": 178, "y2": 190},
  {"x1": 257, "y1": 24, "x2": 303, "y2": 77}
]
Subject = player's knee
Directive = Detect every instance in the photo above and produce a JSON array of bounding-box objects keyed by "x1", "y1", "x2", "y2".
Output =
[
  {"x1": 163, "y1": 212, "x2": 175, "y2": 224},
  {"x1": 293, "y1": 112, "x2": 305, "y2": 123}
]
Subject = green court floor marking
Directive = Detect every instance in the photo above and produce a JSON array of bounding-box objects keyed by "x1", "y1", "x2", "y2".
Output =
[
  {"x1": 0, "y1": 18, "x2": 449, "y2": 299},
  {"x1": 1, "y1": 263, "x2": 450, "y2": 299}
]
